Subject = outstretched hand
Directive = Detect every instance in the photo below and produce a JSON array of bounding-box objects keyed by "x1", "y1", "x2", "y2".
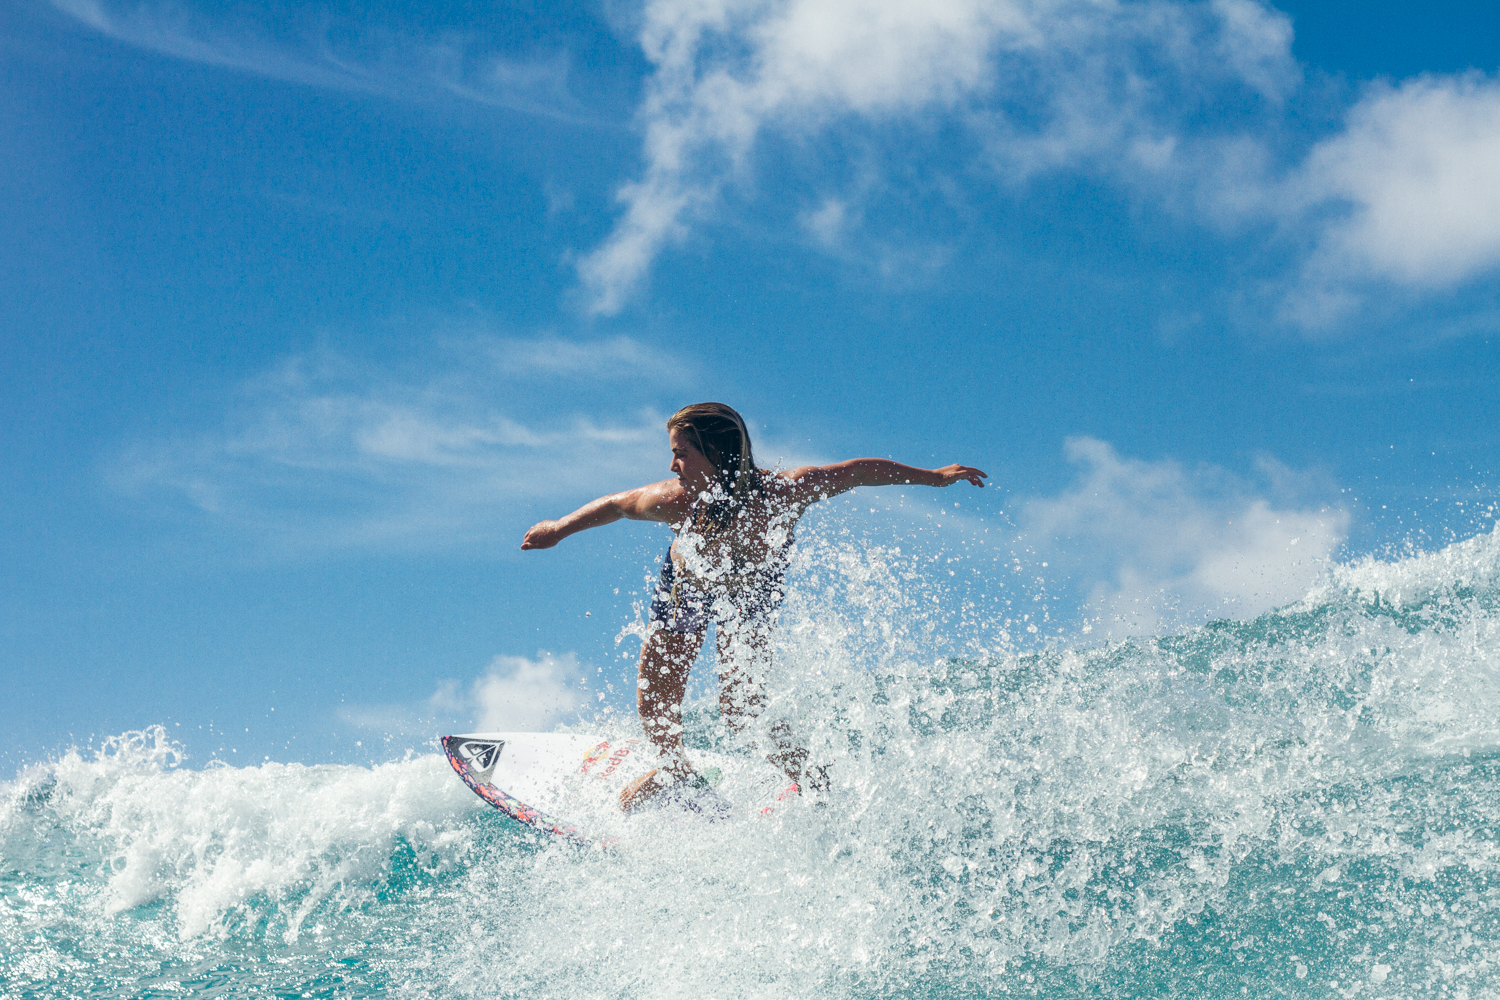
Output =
[
  {"x1": 520, "y1": 521, "x2": 564, "y2": 550},
  {"x1": 934, "y1": 464, "x2": 988, "y2": 487}
]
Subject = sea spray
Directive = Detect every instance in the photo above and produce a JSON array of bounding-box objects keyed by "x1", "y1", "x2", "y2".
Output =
[
  {"x1": 6, "y1": 526, "x2": 1500, "y2": 998},
  {"x1": 2, "y1": 730, "x2": 483, "y2": 995}
]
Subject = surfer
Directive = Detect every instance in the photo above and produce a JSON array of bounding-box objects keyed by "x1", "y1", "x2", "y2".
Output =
[{"x1": 521, "y1": 403, "x2": 986, "y2": 811}]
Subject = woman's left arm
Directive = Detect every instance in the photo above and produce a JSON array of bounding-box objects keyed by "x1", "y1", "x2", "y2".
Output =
[{"x1": 781, "y1": 459, "x2": 987, "y2": 503}]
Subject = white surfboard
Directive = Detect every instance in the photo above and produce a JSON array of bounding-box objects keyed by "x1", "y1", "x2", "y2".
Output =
[{"x1": 441, "y1": 732, "x2": 801, "y2": 845}]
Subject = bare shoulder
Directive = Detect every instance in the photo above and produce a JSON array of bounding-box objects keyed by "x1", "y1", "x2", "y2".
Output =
[
  {"x1": 618, "y1": 478, "x2": 693, "y2": 522},
  {"x1": 768, "y1": 466, "x2": 828, "y2": 505}
]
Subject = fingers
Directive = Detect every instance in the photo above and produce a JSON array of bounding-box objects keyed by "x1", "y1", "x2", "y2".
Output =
[
  {"x1": 938, "y1": 464, "x2": 988, "y2": 487},
  {"x1": 520, "y1": 523, "x2": 558, "y2": 549}
]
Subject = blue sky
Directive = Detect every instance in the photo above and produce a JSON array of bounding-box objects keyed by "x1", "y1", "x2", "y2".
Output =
[{"x1": 3, "y1": 0, "x2": 1498, "y2": 771}]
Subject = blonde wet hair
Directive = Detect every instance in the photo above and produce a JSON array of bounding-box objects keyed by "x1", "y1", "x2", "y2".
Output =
[{"x1": 667, "y1": 403, "x2": 762, "y2": 523}]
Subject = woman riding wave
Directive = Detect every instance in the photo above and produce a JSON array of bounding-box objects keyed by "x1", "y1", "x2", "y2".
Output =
[{"x1": 521, "y1": 402, "x2": 986, "y2": 811}]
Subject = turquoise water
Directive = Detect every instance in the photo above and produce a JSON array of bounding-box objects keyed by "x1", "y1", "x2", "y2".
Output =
[{"x1": 6, "y1": 527, "x2": 1500, "y2": 998}]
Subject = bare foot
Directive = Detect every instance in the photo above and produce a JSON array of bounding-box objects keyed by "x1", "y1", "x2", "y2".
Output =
[{"x1": 620, "y1": 768, "x2": 665, "y2": 812}]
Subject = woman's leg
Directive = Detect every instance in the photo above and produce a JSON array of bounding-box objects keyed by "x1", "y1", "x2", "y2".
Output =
[
  {"x1": 621, "y1": 626, "x2": 705, "y2": 810},
  {"x1": 715, "y1": 623, "x2": 819, "y2": 788}
]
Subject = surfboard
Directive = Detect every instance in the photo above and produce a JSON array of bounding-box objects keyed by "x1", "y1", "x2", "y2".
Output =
[{"x1": 440, "y1": 732, "x2": 801, "y2": 845}]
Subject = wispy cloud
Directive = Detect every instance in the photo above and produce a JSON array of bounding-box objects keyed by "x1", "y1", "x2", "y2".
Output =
[
  {"x1": 50, "y1": 0, "x2": 589, "y2": 121},
  {"x1": 578, "y1": 0, "x2": 1299, "y2": 314},
  {"x1": 111, "y1": 336, "x2": 680, "y2": 554},
  {"x1": 61, "y1": 0, "x2": 1500, "y2": 332},
  {"x1": 570, "y1": 0, "x2": 1500, "y2": 333},
  {"x1": 1021, "y1": 438, "x2": 1349, "y2": 636},
  {"x1": 482, "y1": 335, "x2": 687, "y2": 379}
]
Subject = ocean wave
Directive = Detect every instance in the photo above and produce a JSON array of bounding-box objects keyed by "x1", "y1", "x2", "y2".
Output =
[{"x1": 7, "y1": 528, "x2": 1500, "y2": 998}]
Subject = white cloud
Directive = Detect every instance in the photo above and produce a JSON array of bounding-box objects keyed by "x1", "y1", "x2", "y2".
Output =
[
  {"x1": 1208, "y1": 0, "x2": 1297, "y2": 103},
  {"x1": 1021, "y1": 438, "x2": 1349, "y2": 636},
  {"x1": 801, "y1": 197, "x2": 851, "y2": 246},
  {"x1": 455, "y1": 653, "x2": 589, "y2": 732},
  {"x1": 49, "y1": 0, "x2": 585, "y2": 120},
  {"x1": 1283, "y1": 72, "x2": 1500, "y2": 324},
  {"x1": 579, "y1": 0, "x2": 1298, "y2": 313},
  {"x1": 587, "y1": 2, "x2": 1500, "y2": 332},
  {"x1": 59, "y1": 0, "x2": 1500, "y2": 333},
  {"x1": 343, "y1": 652, "x2": 590, "y2": 736},
  {"x1": 112, "y1": 337, "x2": 677, "y2": 553},
  {"x1": 567, "y1": 0, "x2": 1493, "y2": 331}
]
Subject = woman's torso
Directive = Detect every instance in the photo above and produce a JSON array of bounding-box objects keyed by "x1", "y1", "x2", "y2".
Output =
[{"x1": 668, "y1": 476, "x2": 801, "y2": 596}]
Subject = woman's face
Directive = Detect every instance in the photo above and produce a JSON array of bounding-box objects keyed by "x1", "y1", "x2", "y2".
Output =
[{"x1": 669, "y1": 427, "x2": 718, "y2": 493}]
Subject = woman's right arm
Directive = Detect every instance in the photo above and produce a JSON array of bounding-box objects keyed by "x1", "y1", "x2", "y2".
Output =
[{"x1": 520, "y1": 480, "x2": 684, "y2": 550}]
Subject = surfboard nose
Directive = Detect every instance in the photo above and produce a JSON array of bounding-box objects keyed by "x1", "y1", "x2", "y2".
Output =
[{"x1": 443, "y1": 735, "x2": 505, "y2": 783}]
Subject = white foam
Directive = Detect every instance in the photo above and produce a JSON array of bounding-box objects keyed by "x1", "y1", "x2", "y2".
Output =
[
  {"x1": 420, "y1": 532, "x2": 1500, "y2": 997},
  {"x1": 1317, "y1": 520, "x2": 1500, "y2": 609},
  {"x1": 6, "y1": 727, "x2": 481, "y2": 942}
]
